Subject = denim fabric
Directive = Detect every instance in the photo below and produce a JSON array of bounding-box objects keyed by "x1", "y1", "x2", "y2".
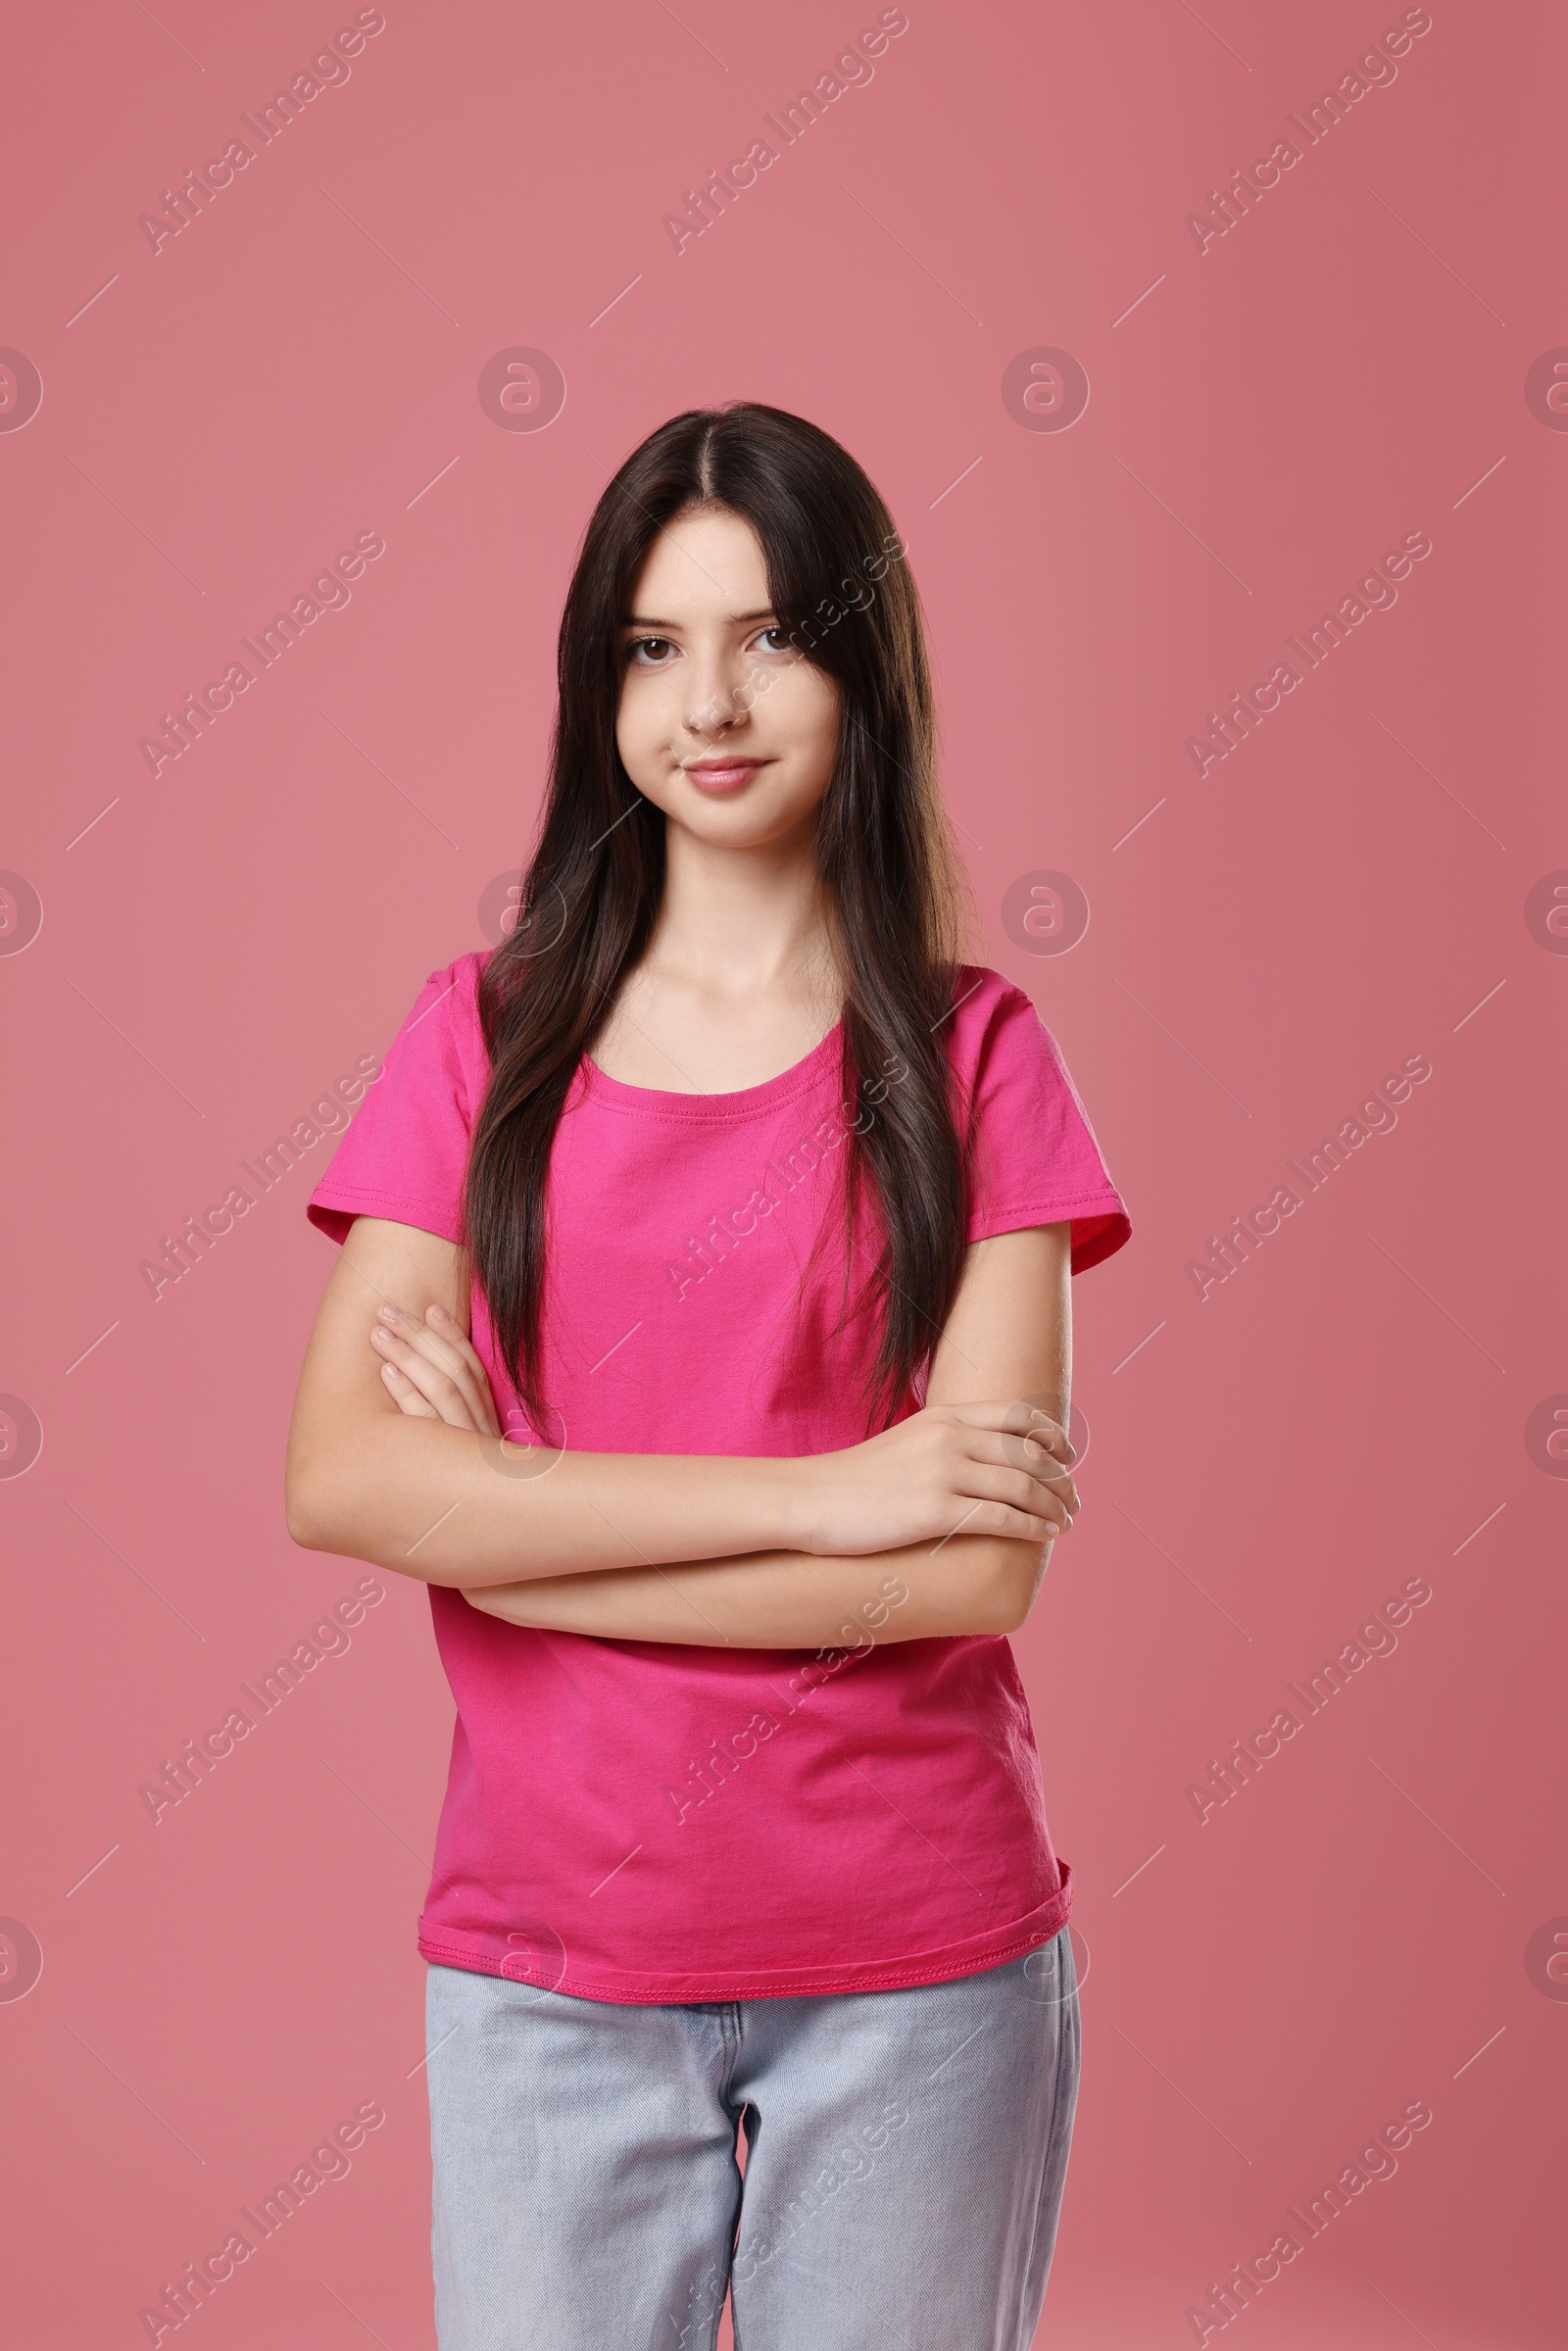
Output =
[{"x1": 425, "y1": 1929, "x2": 1080, "y2": 2350}]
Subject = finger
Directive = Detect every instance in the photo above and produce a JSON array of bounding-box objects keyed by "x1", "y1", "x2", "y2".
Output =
[
  {"x1": 1006, "y1": 1467, "x2": 1073, "y2": 1532},
  {"x1": 423, "y1": 1305, "x2": 503, "y2": 1437},
  {"x1": 954, "y1": 1500, "x2": 1060, "y2": 1544},
  {"x1": 1005, "y1": 1432, "x2": 1079, "y2": 1488},
  {"x1": 379, "y1": 1306, "x2": 480, "y2": 1395},
  {"x1": 949, "y1": 1399, "x2": 1077, "y2": 1467},
  {"x1": 373, "y1": 1336, "x2": 466, "y2": 1420},
  {"x1": 981, "y1": 1433, "x2": 1080, "y2": 1508},
  {"x1": 369, "y1": 1326, "x2": 483, "y2": 1429},
  {"x1": 957, "y1": 1466, "x2": 1074, "y2": 1536},
  {"x1": 374, "y1": 1309, "x2": 494, "y2": 1432},
  {"x1": 413, "y1": 1312, "x2": 503, "y2": 1438},
  {"x1": 1019, "y1": 1407, "x2": 1077, "y2": 1466},
  {"x1": 377, "y1": 1359, "x2": 442, "y2": 1419}
]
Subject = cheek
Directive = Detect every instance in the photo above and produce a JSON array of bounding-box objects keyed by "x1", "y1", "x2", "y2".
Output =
[
  {"x1": 780, "y1": 666, "x2": 842, "y2": 772},
  {"x1": 614, "y1": 671, "x2": 676, "y2": 779}
]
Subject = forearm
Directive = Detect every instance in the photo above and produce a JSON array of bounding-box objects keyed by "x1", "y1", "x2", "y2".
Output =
[
  {"x1": 466, "y1": 1531, "x2": 1051, "y2": 1646},
  {"x1": 288, "y1": 1413, "x2": 809, "y2": 1592}
]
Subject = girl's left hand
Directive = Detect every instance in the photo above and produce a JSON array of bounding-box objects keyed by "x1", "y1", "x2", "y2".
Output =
[{"x1": 368, "y1": 1302, "x2": 504, "y2": 1438}]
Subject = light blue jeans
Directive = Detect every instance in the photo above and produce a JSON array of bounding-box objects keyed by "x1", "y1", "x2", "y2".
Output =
[{"x1": 425, "y1": 1931, "x2": 1081, "y2": 2350}]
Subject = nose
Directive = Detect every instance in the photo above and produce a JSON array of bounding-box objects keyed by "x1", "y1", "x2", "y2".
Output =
[{"x1": 681, "y1": 641, "x2": 751, "y2": 740}]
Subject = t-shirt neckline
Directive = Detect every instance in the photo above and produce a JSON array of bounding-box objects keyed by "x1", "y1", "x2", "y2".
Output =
[{"x1": 580, "y1": 1018, "x2": 844, "y2": 1119}]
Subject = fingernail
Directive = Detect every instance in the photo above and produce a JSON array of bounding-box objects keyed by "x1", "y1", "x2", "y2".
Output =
[
  {"x1": 378, "y1": 1304, "x2": 401, "y2": 1323},
  {"x1": 429, "y1": 1304, "x2": 450, "y2": 1323}
]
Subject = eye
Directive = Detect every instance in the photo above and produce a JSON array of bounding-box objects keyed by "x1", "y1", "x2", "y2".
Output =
[
  {"x1": 751, "y1": 625, "x2": 792, "y2": 654},
  {"x1": 626, "y1": 636, "x2": 675, "y2": 665}
]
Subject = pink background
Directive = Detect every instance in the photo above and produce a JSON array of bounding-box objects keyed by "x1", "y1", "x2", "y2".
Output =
[{"x1": 2, "y1": 2, "x2": 1563, "y2": 2344}]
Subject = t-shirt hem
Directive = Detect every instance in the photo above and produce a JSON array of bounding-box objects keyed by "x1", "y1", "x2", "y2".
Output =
[
  {"x1": 306, "y1": 1184, "x2": 465, "y2": 1247},
  {"x1": 967, "y1": 1191, "x2": 1132, "y2": 1270},
  {"x1": 416, "y1": 1864, "x2": 1072, "y2": 2005}
]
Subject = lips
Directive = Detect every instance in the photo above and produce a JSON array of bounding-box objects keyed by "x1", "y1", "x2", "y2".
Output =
[{"x1": 681, "y1": 757, "x2": 770, "y2": 794}]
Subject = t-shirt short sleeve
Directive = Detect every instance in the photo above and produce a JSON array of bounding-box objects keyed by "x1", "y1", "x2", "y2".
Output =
[
  {"x1": 956, "y1": 973, "x2": 1132, "y2": 1275},
  {"x1": 306, "y1": 955, "x2": 486, "y2": 1249}
]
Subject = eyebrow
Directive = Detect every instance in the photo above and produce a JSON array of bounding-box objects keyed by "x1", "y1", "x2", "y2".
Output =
[{"x1": 621, "y1": 608, "x2": 778, "y2": 630}]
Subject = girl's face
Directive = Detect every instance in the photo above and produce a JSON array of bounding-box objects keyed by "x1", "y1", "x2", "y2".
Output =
[{"x1": 615, "y1": 506, "x2": 842, "y2": 851}]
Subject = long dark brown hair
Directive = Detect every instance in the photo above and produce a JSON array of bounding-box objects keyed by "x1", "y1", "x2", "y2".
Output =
[{"x1": 465, "y1": 401, "x2": 974, "y2": 1434}]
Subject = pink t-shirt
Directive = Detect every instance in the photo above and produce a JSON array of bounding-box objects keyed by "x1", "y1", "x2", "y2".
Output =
[{"x1": 306, "y1": 952, "x2": 1131, "y2": 2002}]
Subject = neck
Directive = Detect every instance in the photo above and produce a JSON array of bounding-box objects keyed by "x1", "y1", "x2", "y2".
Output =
[{"x1": 647, "y1": 815, "x2": 838, "y2": 1009}]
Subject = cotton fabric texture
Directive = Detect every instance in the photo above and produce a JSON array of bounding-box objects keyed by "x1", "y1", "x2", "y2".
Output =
[{"x1": 306, "y1": 951, "x2": 1131, "y2": 2004}]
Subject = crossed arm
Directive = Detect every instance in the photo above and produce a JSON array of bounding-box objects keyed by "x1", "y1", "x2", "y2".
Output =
[{"x1": 284, "y1": 1214, "x2": 1079, "y2": 1648}]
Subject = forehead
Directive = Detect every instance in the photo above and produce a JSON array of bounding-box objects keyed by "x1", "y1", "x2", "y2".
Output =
[{"x1": 627, "y1": 508, "x2": 769, "y2": 619}]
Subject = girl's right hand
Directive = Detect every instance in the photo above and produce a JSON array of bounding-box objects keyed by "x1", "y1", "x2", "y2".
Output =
[{"x1": 792, "y1": 1401, "x2": 1080, "y2": 1556}]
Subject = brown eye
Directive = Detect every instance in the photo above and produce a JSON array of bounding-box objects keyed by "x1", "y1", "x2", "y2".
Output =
[{"x1": 628, "y1": 636, "x2": 673, "y2": 665}]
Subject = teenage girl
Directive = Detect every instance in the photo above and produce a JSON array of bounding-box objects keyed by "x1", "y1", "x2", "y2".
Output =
[{"x1": 286, "y1": 401, "x2": 1131, "y2": 2350}]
